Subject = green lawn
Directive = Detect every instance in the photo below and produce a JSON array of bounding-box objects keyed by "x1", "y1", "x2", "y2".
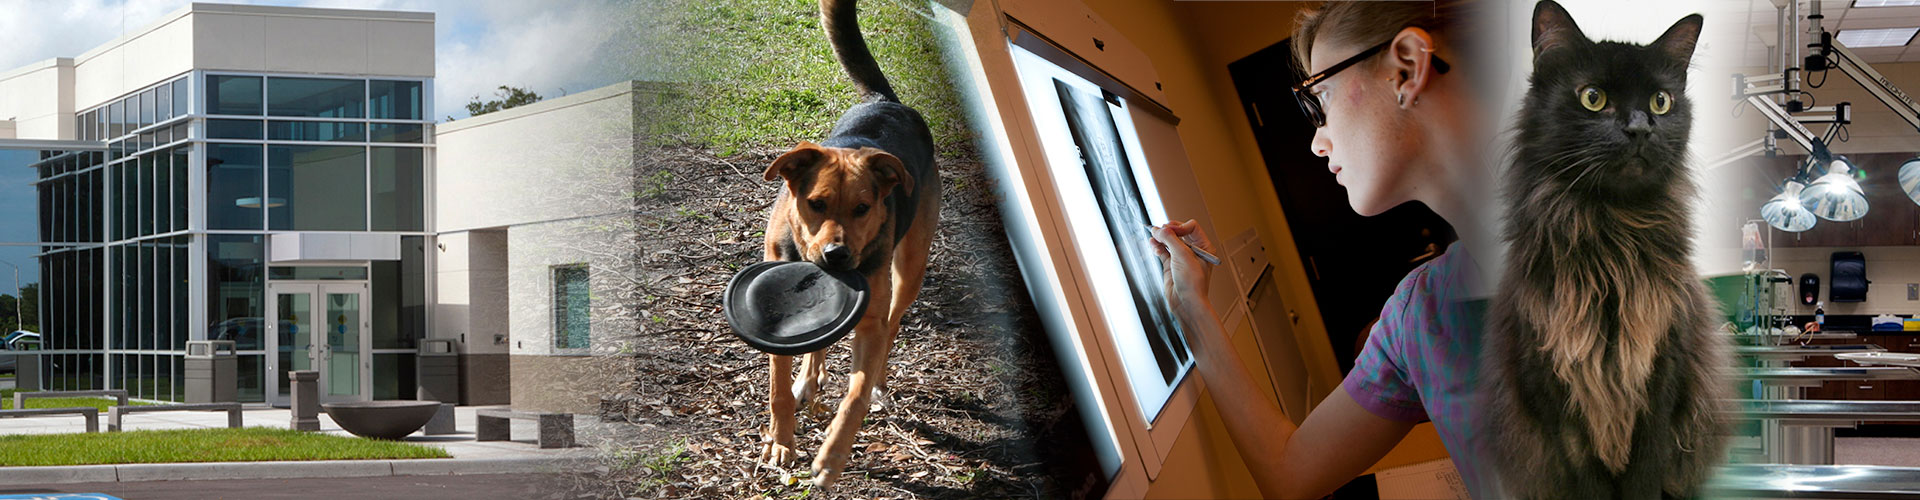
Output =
[
  {"x1": 0, "y1": 388, "x2": 159, "y2": 411},
  {"x1": 0, "y1": 427, "x2": 450, "y2": 466},
  {"x1": 634, "y1": 0, "x2": 972, "y2": 155}
]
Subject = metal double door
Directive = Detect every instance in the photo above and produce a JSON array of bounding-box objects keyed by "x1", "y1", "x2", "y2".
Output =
[{"x1": 265, "y1": 282, "x2": 370, "y2": 406}]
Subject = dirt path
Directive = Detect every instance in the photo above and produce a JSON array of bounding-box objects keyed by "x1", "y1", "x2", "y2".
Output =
[{"x1": 592, "y1": 144, "x2": 1099, "y2": 499}]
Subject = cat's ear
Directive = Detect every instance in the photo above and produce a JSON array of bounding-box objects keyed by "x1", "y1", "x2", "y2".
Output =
[
  {"x1": 1531, "y1": 0, "x2": 1586, "y2": 59},
  {"x1": 1654, "y1": 14, "x2": 1705, "y2": 64}
]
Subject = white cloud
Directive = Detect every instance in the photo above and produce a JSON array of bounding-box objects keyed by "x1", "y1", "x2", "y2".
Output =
[{"x1": 0, "y1": 0, "x2": 634, "y2": 120}]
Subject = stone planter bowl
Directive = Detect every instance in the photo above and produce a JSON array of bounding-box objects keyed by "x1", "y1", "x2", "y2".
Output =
[{"x1": 322, "y1": 400, "x2": 441, "y2": 440}]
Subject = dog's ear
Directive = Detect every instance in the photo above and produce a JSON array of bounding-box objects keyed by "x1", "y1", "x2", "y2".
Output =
[
  {"x1": 866, "y1": 151, "x2": 911, "y2": 195},
  {"x1": 766, "y1": 142, "x2": 824, "y2": 182}
]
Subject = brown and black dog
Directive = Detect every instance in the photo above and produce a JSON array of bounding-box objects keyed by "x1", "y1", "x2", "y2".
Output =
[{"x1": 756, "y1": 0, "x2": 939, "y2": 487}]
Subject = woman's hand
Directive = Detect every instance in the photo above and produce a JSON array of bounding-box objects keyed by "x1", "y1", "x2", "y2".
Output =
[{"x1": 1149, "y1": 219, "x2": 1216, "y2": 316}]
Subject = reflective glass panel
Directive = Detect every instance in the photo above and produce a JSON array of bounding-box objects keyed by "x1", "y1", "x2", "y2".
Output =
[
  {"x1": 268, "y1": 145, "x2": 366, "y2": 231},
  {"x1": 368, "y1": 80, "x2": 422, "y2": 120},
  {"x1": 206, "y1": 143, "x2": 264, "y2": 230},
  {"x1": 370, "y1": 147, "x2": 423, "y2": 231},
  {"x1": 207, "y1": 75, "x2": 262, "y2": 116},
  {"x1": 268, "y1": 78, "x2": 363, "y2": 118}
]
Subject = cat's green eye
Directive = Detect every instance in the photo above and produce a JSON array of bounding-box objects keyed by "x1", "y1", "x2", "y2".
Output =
[
  {"x1": 1650, "y1": 91, "x2": 1673, "y2": 115},
  {"x1": 1576, "y1": 86, "x2": 1606, "y2": 112}
]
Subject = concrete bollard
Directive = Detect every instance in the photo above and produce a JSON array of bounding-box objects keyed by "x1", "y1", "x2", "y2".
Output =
[
  {"x1": 290, "y1": 370, "x2": 320, "y2": 431},
  {"x1": 424, "y1": 403, "x2": 455, "y2": 435}
]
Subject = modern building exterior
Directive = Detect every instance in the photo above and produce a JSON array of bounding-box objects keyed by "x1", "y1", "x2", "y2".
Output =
[
  {"x1": 434, "y1": 80, "x2": 662, "y2": 412},
  {"x1": 2, "y1": 3, "x2": 650, "y2": 414},
  {"x1": 0, "y1": 3, "x2": 442, "y2": 407}
]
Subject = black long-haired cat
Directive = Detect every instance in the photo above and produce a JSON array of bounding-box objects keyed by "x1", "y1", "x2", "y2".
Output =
[{"x1": 1485, "y1": 2, "x2": 1731, "y2": 498}]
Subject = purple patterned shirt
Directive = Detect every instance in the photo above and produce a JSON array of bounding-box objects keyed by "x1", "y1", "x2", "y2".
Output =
[{"x1": 1341, "y1": 242, "x2": 1491, "y2": 497}]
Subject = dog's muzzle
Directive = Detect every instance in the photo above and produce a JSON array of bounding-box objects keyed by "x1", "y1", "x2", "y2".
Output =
[{"x1": 822, "y1": 243, "x2": 854, "y2": 270}]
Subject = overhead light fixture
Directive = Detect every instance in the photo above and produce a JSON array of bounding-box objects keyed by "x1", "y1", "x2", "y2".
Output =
[
  {"x1": 1836, "y1": 27, "x2": 1920, "y2": 48},
  {"x1": 235, "y1": 197, "x2": 285, "y2": 208},
  {"x1": 1803, "y1": 158, "x2": 1869, "y2": 222},
  {"x1": 1901, "y1": 157, "x2": 1920, "y2": 206},
  {"x1": 1763, "y1": 179, "x2": 1817, "y2": 232},
  {"x1": 1854, "y1": 0, "x2": 1920, "y2": 7}
]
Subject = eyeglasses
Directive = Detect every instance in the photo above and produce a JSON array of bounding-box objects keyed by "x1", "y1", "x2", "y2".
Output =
[{"x1": 1292, "y1": 41, "x2": 1451, "y2": 128}]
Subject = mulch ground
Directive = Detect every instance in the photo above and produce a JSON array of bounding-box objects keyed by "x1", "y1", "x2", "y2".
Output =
[{"x1": 566, "y1": 143, "x2": 1102, "y2": 499}]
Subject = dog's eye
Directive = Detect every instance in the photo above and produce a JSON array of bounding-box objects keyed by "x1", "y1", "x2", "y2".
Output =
[
  {"x1": 808, "y1": 199, "x2": 827, "y2": 212},
  {"x1": 854, "y1": 203, "x2": 870, "y2": 216}
]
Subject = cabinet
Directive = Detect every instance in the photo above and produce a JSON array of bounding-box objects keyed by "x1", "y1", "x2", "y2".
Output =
[{"x1": 1792, "y1": 333, "x2": 1920, "y2": 425}]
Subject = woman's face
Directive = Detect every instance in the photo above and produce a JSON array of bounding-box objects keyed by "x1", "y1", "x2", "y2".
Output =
[{"x1": 1305, "y1": 38, "x2": 1421, "y2": 217}]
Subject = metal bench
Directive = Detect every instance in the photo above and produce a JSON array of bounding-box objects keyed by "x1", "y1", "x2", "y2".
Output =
[
  {"x1": 13, "y1": 389, "x2": 128, "y2": 409},
  {"x1": 1707, "y1": 464, "x2": 1920, "y2": 499},
  {"x1": 0, "y1": 407, "x2": 100, "y2": 432},
  {"x1": 475, "y1": 408, "x2": 574, "y2": 448},
  {"x1": 108, "y1": 402, "x2": 243, "y2": 432}
]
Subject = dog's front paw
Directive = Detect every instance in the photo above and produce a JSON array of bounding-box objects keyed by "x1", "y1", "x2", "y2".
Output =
[
  {"x1": 759, "y1": 440, "x2": 801, "y2": 467},
  {"x1": 809, "y1": 452, "x2": 849, "y2": 488}
]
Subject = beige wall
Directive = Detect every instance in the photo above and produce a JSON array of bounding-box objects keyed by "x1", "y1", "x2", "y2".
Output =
[
  {"x1": 0, "y1": 58, "x2": 76, "y2": 140},
  {"x1": 434, "y1": 82, "x2": 642, "y2": 233},
  {"x1": 1, "y1": 3, "x2": 434, "y2": 131},
  {"x1": 71, "y1": 8, "x2": 194, "y2": 112},
  {"x1": 1772, "y1": 246, "x2": 1920, "y2": 316},
  {"x1": 189, "y1": 6, "x2": 433, "y2": 81}
]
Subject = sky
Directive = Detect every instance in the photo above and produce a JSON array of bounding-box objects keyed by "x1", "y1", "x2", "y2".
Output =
[{"x1": 0, "y1": 0, "x2": 655, "y2": 287}]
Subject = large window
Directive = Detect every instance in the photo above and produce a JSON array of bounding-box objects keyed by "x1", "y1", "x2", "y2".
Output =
[
  {"x1": 371, "y1": 147, "x2": 424, "y2": 231},
  {"x1": 208, "y1": 75, "x2": 262, "y2": 116},
  {"x1": 553, "y1": 265, "x2": 590, "y2": 351},
  {"x1": 268, "y1": 145, "x2": 367, "y2": 231},
  {"x1": 207, "y1": 144, "x2": 264, "y2": 230},
  {"x1": 208, "y1": 235, "x2": 265, "y2": 351},
  {"x1": 268, "y1": 77, "x2": 364, "y2": 118},
  {"x1": 369, "y1": 80, "x2": 422, "y2": 120}
]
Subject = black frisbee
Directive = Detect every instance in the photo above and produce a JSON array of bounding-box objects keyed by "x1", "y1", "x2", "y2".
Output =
[{"x1": 723, "y1": 261, "x2": 869, "y2": 355}]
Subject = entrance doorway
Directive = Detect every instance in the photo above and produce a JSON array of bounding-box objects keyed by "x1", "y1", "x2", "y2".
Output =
[{"x1": 265, "y1": 282, "x2": 371, "y2": 406}]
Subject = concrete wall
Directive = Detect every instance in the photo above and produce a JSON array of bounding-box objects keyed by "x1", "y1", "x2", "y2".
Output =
[
  {"x1": 435, "y1": 82, "x2": 642, "y2": 233},
  {"x1": 189, "y1": 4, "x2": 433, "y2": 81},
  {"x1": 1, "y1": 3, "x2": 433, "y2": 129},
  {"x1": 435, "y1": 229, "x2": 512, "y2": 405},
  {"x1": 1772, "y1": 246, "x2": 1920, "y2": 316},
  {"x1": 0, "y1": 58, "x2": 76, "y2": 140},
  {"x1": 71, "y1": 8, "x2": 194, "y2": 112},
  {"x1": 435, "y1": 81, "x2": 651, "y2": 412},
  {"x1": 505, "y1": 215, "x2": 633, "y2": 414}
]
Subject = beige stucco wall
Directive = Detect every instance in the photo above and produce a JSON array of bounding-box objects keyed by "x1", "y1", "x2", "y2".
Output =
[
  {"x1": 0, "y1": 58, "x2": 76, "y2": 140},
  {"x1": 434, "y1": 82, "x2": 643, "y2": 233},
  {"x1": 1, "y1": 3, "x2": 433, "y2": 133}
]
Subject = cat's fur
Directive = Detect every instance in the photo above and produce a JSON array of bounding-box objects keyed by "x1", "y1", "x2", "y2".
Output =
[{"x1": 1484, "y1": 2, "x2": 1731, "y2": 498}]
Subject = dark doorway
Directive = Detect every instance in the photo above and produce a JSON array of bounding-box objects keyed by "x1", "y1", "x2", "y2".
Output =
[{"x1": 1226, "y1": 39, "x2": 1454, "y2": 374}]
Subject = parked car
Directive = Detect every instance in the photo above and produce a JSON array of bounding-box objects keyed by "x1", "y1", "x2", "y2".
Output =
[{"x1": 0, "y1": 330, "x2": 41, "y2": 374}]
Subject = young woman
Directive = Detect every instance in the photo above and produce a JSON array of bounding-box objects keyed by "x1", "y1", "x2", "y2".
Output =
[{"x1": 1150, "y1": 1, "x2": 1498, "y2": 497}]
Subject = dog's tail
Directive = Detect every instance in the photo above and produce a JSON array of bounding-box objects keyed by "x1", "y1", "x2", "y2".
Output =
[{"x1": 821, "y1": 0, "x2": 897, "y2": 103}]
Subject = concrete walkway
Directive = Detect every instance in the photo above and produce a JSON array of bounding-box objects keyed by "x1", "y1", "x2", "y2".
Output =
[{"x1": 0, "y1": 403, "x2": 611, "y2": 485}]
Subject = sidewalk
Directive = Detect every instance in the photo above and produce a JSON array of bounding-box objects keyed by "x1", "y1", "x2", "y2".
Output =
[{"x1": 0, "y1": 404, "x2": 609, "y2": 485}]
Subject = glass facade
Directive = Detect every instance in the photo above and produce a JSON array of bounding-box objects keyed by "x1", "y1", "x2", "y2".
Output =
[{"x1": 32, "y1": 71, "x2": 432, "y2": 404}]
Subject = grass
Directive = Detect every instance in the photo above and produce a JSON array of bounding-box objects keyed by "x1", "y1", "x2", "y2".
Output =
[
  {"x1": 0, "y1": 388, "x2": 159, "y2": 411},
  {"x1": 0, "y1": 427, "x2": 450, "y2": 466},
  {"x1": 632, "y1": 0, "x2": 972, "y2": 155}
]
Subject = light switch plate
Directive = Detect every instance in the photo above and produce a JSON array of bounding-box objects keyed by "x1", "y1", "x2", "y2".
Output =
[{"x1": 1907, "y1": 283, "x2": 1917, "y2": 300}]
